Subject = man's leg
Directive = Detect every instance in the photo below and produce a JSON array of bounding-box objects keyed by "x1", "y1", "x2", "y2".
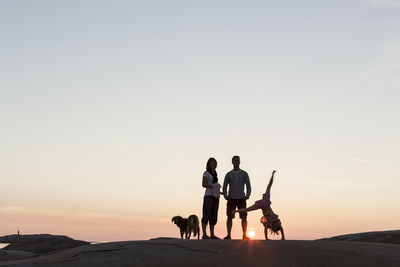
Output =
[
  {"x1": 226, "y1": 217, "x2": 232, "y2": 237},
  {"x1": 241, "y1": 218, "x2": 247, "y2": 237},
  {"x1": 238, "y1": 199, "x2": 249, "y2": 239},
  {"x1": 224, "y1": 199, "x2": 234, "y2": 239}
]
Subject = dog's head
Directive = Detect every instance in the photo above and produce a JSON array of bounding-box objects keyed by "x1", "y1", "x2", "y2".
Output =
[{"x1": 171, "y1": 216, "x2": 183, "y2": 225}]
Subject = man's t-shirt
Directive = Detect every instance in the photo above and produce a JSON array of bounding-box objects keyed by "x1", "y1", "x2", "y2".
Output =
[{"x1": 222, "y1": 169, "x2": 251, "y2": 200}]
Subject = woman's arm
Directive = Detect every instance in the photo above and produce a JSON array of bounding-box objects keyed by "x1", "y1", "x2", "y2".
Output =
[
  {"x1": 265, "y1": 170, "x2": 276, "y2": 194},
  {"x1": 202, "y1": 176, "x2": 212, "y2": 188}
]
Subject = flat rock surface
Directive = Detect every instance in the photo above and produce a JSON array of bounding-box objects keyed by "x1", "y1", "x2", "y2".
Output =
[
  {"x1": 0, "y1": 235, "x2": 89, "y2": 254},
  {"x1": 1, "y1": 238, "x2": 399, "y2": 267},
  {"x1": 0, "y1": 251, "x2": 37, "y2": 262}
]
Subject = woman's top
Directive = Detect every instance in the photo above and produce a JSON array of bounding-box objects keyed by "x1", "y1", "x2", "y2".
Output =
[
  {"x1": 255, "y1": 192, "x2": 279, "y2": 221},
  {"x1": 254, "y1": 192, "x2": 272, "y2": 210},
  {"x1": 203, "y1": 171, "x2": 220, "y2": 199},
  {"x1": 262, "y1": 206, "x2": 279, "y2": 221}
]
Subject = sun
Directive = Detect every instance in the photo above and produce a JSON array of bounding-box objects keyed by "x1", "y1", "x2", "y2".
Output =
[{"x1": 247, "y1": 230, "x2": 255, "y2": 239}]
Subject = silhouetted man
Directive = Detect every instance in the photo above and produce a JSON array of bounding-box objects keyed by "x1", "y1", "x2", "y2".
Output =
[{"x1": 223, "y1": 156, "x2": 251, "y2": 239}]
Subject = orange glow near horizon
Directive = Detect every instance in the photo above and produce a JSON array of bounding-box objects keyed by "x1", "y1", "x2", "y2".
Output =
[
  {"x1": 247, "y1": 230, "x2": 255, "y2": 239},
  {"x1": 2, "y1": 204, "x2": 400, "y2": 242}
]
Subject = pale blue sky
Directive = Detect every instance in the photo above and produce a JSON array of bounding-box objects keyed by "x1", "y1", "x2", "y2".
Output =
[{"x1": 1, "y1": 0, "x2": 399, "y2": 240}]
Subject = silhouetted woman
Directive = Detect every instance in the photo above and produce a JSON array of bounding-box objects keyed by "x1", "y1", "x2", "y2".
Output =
[{"x1": 201, "y1": 157, "x2": 221, "y2": 239}]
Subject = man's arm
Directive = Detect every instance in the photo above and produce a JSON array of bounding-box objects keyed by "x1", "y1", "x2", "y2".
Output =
[
  {"x1": 265, "y1": 170, "x2": 276, "y2": 194},
  {"x1": 223, "y1": 174, "x2": 229, "y2": 199},
  {"x1": 245, "y1": 172, "x2": 251, "y2": 199}
]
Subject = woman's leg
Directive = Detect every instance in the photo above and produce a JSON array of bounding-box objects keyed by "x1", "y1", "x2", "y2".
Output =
[
  {"x1": 201, "y1": 196, "x2": 213, "y2": 237},
  {"x1": 210, "y1": 197, "x2": 219, "y2": 238},
  {"x1": 202, "y1": 223, "x2": 208, "y2": 237},
  {"x1": 210, "y1": 224, "x2": 215, "y2": 237}
]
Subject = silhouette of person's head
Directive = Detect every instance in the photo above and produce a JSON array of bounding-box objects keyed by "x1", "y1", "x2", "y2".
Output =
[
  {"x1": 206, "y1": 158, "x2": 217, "y2": 171},
  {"x1": 232, "y1": 155, "x2": 240, "y2": 169},
  {"x1": 206, "y1": 158, "x2": 218, "y2": 183}
]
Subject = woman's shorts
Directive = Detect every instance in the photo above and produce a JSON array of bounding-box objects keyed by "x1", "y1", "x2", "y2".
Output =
[{"x1": 201, "y1": 195, "x2": 219, "y2": 225}]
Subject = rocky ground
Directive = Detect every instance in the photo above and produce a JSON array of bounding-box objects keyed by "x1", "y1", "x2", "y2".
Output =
[
  {"x1": 0, "y1": 234, "x2": 89, "y2": 254},
  {"x1": 0, "y1": 232, "x2": 399, "y2": 266},
  {"x1": 0, "y1": 238, "x2": 399, "y2": 266},
  {"x1": 319, "y1": 230, "x2": 400, "y2": 244}
]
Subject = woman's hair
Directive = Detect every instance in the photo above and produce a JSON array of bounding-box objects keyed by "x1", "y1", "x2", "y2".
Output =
[{"x1": 206, "y1": 158, "x2": 218, "y2": 183}]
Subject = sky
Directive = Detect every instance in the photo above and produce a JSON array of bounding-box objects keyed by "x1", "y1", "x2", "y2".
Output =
[{"x1": 1, "y1": 0, "x2": 399, "y2": 242}]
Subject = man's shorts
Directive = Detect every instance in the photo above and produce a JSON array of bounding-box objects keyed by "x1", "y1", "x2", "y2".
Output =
[{"x1": 226, "y1": 198, "x2": 247, "y2": 219}]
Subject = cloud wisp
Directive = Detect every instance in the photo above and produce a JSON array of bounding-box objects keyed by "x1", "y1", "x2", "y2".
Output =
[
  {"x1": 304, "y1": 179, "x2": 368, "y2": 187},
  {"x1": 0, "y1": 205, "x2": 23, "y2": 211},
  {"x1": 366, "y1": 44, "x2": 400, "y2": 75},
  {"x1": 367, "y1": 0, "x2": 400, "y2": 7},
  {"x1": 368, "y1": 0, "x2": 400, "y2": 8},
  {"x1": 351, "y1": 157, "x2": 369, "y2": 163}
]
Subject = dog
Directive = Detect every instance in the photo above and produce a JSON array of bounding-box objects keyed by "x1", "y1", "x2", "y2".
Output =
[
  {"x1": 171, "y1": 215, "x2": 200, "y2": 239},
  {"x1": 187, "y1": 215, "x2": 200, "y2": 239}
]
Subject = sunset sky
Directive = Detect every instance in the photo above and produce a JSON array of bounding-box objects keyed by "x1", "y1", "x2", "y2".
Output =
[{"x1": 1, "y1": 0, "x2": 399, "y2": 242}]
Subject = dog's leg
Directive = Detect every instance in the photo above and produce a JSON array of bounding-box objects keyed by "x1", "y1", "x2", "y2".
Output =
[
  {"x1": 185, "y1": 227, "x2": 190, "y2": 239},
  {"x1": 187, "y1": 231, "x2": 191, "y2": 239},
  {"x1": 180, "y1": 230, "x2": 184, "y2": 240}
]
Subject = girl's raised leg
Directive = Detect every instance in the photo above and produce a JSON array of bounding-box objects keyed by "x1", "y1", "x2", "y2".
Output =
[
  {"x1": 232, "y1": 204, "x2": 259, "y2": 216},
  {"x1": 265, "y1": 170, "x2": 276, "y2": 194}
]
